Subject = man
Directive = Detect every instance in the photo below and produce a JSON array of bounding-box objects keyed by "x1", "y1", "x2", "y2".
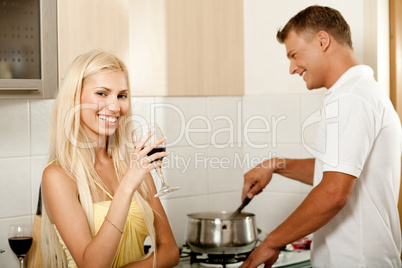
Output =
[{"x1": 240, "y1": 5, "x2": 402, "y2": 268}]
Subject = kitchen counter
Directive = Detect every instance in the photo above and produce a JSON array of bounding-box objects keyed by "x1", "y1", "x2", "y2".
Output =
[{"x1": 176, "y1": 250, "x2": 311, "y2": 268}]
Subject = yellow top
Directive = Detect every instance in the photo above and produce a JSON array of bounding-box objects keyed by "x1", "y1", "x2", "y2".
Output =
[{"x1": 54, "y1": 181, "x2": 154, "y2": 268}]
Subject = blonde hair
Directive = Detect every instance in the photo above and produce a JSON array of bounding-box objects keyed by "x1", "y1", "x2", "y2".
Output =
[{"x1": 41, "y1": 50, "x2": 156, "y2": 267}]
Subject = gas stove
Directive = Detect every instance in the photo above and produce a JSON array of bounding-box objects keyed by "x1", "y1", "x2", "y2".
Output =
[{"x1": 176, "y1": 245, "x2": 311, "y2": 268}]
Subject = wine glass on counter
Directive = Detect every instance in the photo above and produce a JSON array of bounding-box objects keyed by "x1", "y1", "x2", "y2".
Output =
[
  {"x1": 8, "y1": 225, "x2": 32, "y2": 268},
  {"x1": 132, "y1": 123, "x2": 179, "y2": 197}
]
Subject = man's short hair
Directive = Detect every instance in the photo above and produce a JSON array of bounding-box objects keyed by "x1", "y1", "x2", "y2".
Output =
[{"x1": 276, "y1": 5, "x2": 353, "y2": 49}]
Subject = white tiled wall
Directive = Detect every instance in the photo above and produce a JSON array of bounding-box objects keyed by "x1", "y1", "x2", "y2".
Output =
[{"x1": 0, "y1": 99, "x2": 54, "y2": 267}]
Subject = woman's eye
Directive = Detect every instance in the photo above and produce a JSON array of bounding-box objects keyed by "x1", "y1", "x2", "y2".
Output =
[
  {"x1": 118, "y1": 94, "x2": 128, "y2": 99},
  {"x1": 97, "y1": 92, "x2": 106, "y2": 97}
]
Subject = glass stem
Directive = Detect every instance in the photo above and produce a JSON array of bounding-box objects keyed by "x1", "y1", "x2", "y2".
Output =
[
  {"x1": 155, "y1": 167, "x2": 167, "y2": 186},
  {"x1": 19, "y1": 257, "x2": 24, "y2": 268}
]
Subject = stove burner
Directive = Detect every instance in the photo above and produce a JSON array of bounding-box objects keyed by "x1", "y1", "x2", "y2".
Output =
[
  {"x1": 187, "y1": 251, "x2": 250, "y2": 268},
  {"x1": 180, "y1": 244, "x2": 252, "y2": 267},
  {"x1": 180, "y1": 244, "x2": 311, "y2": 268},
  {"x1": 205, "y1": 254, "x2": 237, "y2": 263},
  {"x1": 201, "y1": 254, "x2": 242, "y2": 267}
]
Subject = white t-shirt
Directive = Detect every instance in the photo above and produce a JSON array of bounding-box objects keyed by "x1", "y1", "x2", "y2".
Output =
[{"x1": 310, "y1": 65, "x2": 402, "y2": 268}]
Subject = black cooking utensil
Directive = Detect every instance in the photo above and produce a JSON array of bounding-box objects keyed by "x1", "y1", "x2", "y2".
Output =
[
  {"x1": 27, "y1": 186, "x2": 43, "y2": 268},
  {"x1": 231, "y1": 196, "x2": 253, "y2": 218},
  {"x1": 36, "y1": 186, "x2": 42, "y2": 216}
]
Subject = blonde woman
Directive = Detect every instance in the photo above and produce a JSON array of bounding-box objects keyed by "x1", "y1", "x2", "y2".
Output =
[{"x1": 41, "y1": 50, "x2": 180, "y2": 268}]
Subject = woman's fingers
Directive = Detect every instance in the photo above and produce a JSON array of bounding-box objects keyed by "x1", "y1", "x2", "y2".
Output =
[
  {"x1": 130, "y1": 140, "x2": 168, "y2": 171},
  {"x1": 149, "y1": 151, "x2": 169, "y2": 163},
  {"x1": 137, "y1": 137, "x2": 166, "y2": 156},
  {"x1": 134, "y1": 130, "x2": 155, "y2": 153},
  {"x1": 145, "y1": 136, "x2": 167, "y2": 150},
  {"x1": 131, "y1": 130, "x2": 168, "y2": 172},
  {"x1": 130, "y1": 153, "x2": 167, "y2": 171},
  {"x1": 135, "y1": 133, "x2": 166, "y2": 155}
]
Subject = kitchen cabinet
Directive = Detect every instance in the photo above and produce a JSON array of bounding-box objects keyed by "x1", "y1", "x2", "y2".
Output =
[
  {"x1": 57, "y1": 0, "x2": 129, "y2": 85},
  {"x1": 129, "y1": 0, "x2": 244, "y2": 96},
  {"x1": 0, "y1": 0, "x2": 57, "y2": 99},
  {"x1": 57, "y1": 0, "x2": 244, "y2": 96},
  {"x1": 390, "y1": 0, "x2": 402, "y2": 115},
  {"x1": 389, "y1": 0, "x2": 402, "y2": 243}
]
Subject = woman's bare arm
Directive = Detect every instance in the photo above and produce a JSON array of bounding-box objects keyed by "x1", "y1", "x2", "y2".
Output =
[{"x1": 122, "y1": 173, "x2": 179, "y2": 268}]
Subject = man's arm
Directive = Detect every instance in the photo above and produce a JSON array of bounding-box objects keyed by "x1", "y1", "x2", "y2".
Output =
[
  {"x1": 240, "y1": 171, "x2": 357, "y2": 268},
  {"x1": 242, "y1": 158, "x2": 315, "y2": 200}
]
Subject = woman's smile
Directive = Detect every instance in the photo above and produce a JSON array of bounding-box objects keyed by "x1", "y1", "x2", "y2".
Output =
[{"x1": 98, "y1": 114, "x2": 120, "y2": 125}]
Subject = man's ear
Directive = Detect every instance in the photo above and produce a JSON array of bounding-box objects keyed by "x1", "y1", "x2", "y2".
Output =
[{"x1": 317, "y1": 31, "x2": 330, "y2": 51}]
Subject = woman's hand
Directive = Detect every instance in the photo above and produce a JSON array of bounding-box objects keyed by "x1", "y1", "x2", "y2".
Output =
[{"x1": 123, "y1": 130, "x2": 169, "y2": 192}]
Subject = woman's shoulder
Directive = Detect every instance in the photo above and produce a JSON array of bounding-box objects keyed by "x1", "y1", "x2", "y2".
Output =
[
  {"x1": 42, "y1": 161, "x2": 77, "y2": 195},
  {"x1": 43, "y1": 161, "x2": 66, "y2": 180},
  {"x1": 42, "y1": 161, "x2": 80, "y2": 225}
]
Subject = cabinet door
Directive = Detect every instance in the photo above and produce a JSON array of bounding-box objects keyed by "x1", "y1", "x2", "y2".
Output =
[
  {"x1": 58, "y1": 0, "x2": 244, "y2": 96},
  {"x1": 130, "y1": 0, "x2": 244, "y2": 96},
  {"x1": 57, "y1": 0, "x2": 129, "y2": 84}
]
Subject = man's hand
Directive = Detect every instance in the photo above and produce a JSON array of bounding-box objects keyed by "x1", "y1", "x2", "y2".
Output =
[
  {"x1": 242, "y1": 158, "x2": 283, "y2": 200},
  {"x1": 239, "y1": 241, "x2": 280, "y2": 268}
]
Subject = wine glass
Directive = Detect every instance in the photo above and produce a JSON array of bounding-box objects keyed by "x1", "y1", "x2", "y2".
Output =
[
  {"x1": 8, "y1": 225, "x2": 32, "y2": 268},
  {"x1": 132, "y1": 123, "x2": 179, "y2": 197}
]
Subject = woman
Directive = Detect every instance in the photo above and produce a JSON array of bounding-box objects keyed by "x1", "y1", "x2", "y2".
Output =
[{"x1": 41, "y1": 50, "x2": 180, "y2": 268}]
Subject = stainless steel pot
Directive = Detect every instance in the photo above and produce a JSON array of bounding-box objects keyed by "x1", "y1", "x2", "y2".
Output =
[{"x1": 186, "y1": 211, "x2": 257, "y2": 254}]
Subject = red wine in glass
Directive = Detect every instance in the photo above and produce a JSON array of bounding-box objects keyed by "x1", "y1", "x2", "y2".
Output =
[
  {"x1": 8, "y1": 225, "x2": 32, "y2": 268},
  {"x1": 133, "y1": 123, "x2": 179, "y2": 197},
  {"x1": 147, "y1": 147, "x2": 167, "y2": 162},
  {"x1": 8, "y1": 237, "x2": 33, "y2": 257}
]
